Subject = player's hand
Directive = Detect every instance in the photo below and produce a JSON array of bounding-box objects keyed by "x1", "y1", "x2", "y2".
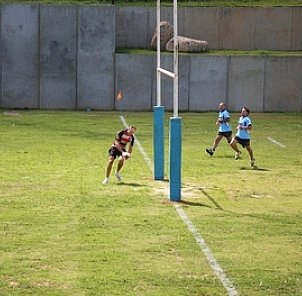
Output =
[{"x1": 122, "y1": 152, "x2": 131, "y2": 159}]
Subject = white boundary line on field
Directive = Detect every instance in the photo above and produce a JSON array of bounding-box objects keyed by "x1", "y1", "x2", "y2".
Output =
[
  {"x1": 267, "y1": 137, "x2": 286, "y2": 148},
  {"x1": 120, "y1": 115, "x2": 239, "y2": 296},
  {"x1": 175, "y1": 205, "x2": 239, "y2": 296}
]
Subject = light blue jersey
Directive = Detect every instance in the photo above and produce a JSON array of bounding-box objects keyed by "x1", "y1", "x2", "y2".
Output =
[
  {"x1": 236, "y1": 116, "x2": 252, "y2": 139},
  {"x1": 218, "y1": 109, "x2": 232, "y2": 132}
]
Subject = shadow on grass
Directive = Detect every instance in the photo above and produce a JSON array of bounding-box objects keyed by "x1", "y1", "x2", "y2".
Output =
[
  {"x1": 179, "y1": 186, "x2": 223, "y2": 209},
  {"x1": 213, "y1": 155, "x2": 236, "y2": 159},
  {"x1": 199, "y1": 187, "x2": 223, "y2": 209},
  {"x1": 180, "y1": 185, "x2": 283, "y2": 223},
  {"x1": 239, "y1": 166, "x2": 270, "y2": 171},
  {"x1": 117, "y1": 182, "x2": 150, "y2": 187},
  {"x1": 179, "y1": 200, "x2": 214, "y2": 208}
]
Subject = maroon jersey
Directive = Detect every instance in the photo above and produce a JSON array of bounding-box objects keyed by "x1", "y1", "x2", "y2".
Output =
[{"x1": 113, "y1": 128, "x2": 135, "y2": 149}]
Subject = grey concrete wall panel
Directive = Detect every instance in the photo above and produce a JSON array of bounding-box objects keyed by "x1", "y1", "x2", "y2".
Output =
[
  {"x1": 228, "y1": 57, "x2": 265, "y2": 112},
  {"x1": 264, "y1": 58, "x2": 302, "y2": 112},
  {"x1": 189, "y1": 56, "x2": 227, "y2": 111},
  {"x1": 178, "y1": 56, "x2": 190, "y2": 111},
  {"x1": 179, "y1": 8, "x2": 220, "y2": 49},
  {"x1": 115, "y1": 7, "x2": 155, "y2": 49},
  {"x1": 254, "y1": 8, "x2": 292, "y2": 50},
  {"x1": 40, "y1": 6, "x2": 77, "y2": 109},
  {"x1": 220, "y1": 8, "x2": 256, "y2": 50},
  {"x1": 291, "y1": 7, "x2": 302, "y2": 50},
  {"x1": 1, "y1": 5, "x2": 39, "y2": 108},
  {"x1": 115, "y1": 54, "x2": 153, "y2": 111},
  {"x1": 77, "y1": 6, "x2": 115, "y2": 110}
]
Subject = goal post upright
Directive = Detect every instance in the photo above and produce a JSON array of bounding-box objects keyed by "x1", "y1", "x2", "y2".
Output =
[
  {"x1": 169, "y1": 0, "x2": 181, "y2": 202},
  {"x1": 154, "y1": 0, "x2": 182, "y2": 201},
  {"x1": 153, "y1": 0, "x2": 165, "y2": 181}
]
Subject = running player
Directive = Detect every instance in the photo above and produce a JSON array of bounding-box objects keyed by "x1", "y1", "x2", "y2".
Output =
[
  {"x1": 206, "y1": 102, "x2": 232, "y2": 156},
  {"x1": 230, "y1": 106, "x2": 255, "y2": 167},
  {"x1": 102, "y1": 125, "x2": 137, "y2": 184}
]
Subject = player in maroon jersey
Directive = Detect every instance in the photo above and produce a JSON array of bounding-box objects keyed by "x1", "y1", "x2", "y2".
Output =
[{"x1": 102, "y1": 125, "x2": 137, "y2": 184}]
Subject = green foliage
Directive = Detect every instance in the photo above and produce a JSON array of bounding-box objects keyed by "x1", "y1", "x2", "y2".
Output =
[{"x1": 0, "y1": 110, "x2": 301, "y2": 295}]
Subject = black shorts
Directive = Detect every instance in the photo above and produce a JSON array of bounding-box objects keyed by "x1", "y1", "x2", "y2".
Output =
[
  {"x1": 108, "y1": 147, "x2": 125, "y2": 159},
  {"x1": 234, "y1": 136, "x2": 250, "y2": 148},
  {"x1": 218, "y1": 131, "x2": 232, "y2": 142}
]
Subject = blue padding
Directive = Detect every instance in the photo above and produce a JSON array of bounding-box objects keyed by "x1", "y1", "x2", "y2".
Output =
[
  {"x1": 153, "y1": 106, "x2": 165, "y2": 180},
  {"x1": 169, "y1": 117, "x2": 182, "y2": 201}
]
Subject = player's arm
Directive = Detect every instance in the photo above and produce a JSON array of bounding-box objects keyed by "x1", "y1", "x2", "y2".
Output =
[
  {"x1": 217, "y1": 116, "x2": 230, "y2": 124},
  {"x1": 238, "y1": 123, "x2": 252, "y2": 130},
  {"x1": 127, "y1": 136, "x2": 135, "y2": 154},
  {"x1": 122, "y1": 142, "x2": 133, "y2": 160},
  {"x1": 114, "y1": 141, "x2": 124, "y2": 153}
]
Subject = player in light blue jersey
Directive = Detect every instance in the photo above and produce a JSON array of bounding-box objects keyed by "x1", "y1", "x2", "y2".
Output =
[
  {"x1": 230, "y1": 106, "x2": 256, "y2": 167},
  {"x1": 206, "y1": 102, "x2": 232, "y2": 156}
]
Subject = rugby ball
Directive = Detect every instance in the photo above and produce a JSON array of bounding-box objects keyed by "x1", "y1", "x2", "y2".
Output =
[{"x1": 122, "y1": 152, "x2": 131, "y2": 159}]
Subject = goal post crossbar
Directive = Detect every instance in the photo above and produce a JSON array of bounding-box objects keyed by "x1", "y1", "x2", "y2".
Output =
[{"x1": 157, "y1": 67, "x2": 175, "y2": 79}]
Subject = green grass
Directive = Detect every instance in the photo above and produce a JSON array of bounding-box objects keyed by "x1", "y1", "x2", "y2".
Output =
[{"x1": 0, "y1": 109, "x2": 301, "y2": 295}]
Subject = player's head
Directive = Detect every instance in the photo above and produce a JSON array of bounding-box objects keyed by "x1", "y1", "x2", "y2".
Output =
[
  {"x1": 219, "y1": 102, "x2": 226, "y2": 110},
  {"x1": 241, "y1": 106, "x2": 250, "y2": 116},
  {"x1": 127, "y1": 125, "x2": 137, "y2": 135}
]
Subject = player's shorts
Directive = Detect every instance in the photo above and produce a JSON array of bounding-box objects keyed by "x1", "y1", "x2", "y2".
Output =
[
  {"x1": 108, "y1": 147, "x2": 125, "y2": 159},
  {"x1": 218, "y1": 131, "x2": 232, "y2": 142},
  {"x1": 234, "y1": 136, "x2": 250, "y2": 148}
]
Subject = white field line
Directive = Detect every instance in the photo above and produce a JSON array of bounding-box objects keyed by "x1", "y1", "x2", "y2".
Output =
[
  {"x1": 175, "y1": 205, "x2": 239, "y2": 296},
  {"x1": 267, "y1": 137, "x2": 286, "y2": 148},
  {"x1": 120, "y1": 115, "x2": 239, "y2": 296}
]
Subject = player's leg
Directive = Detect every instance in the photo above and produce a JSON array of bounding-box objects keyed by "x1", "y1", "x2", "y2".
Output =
[
  {"x1": 213, "y1": 134, "x2": 224, "y2": 150},
  {"x1": 103, "y1": 147, "x2": 120, "y2": 184},
  {"x1": 115, "y1": 156, "x2": 124, "y2": 182},
  {"x1": 105, "y1": 156, "x2": 115, "y2": 177},
  {"x1": 230, "y1": 137, "x2": 241, "y2": 159},
  {"x1": 226, "y1": 133, "x2": 232, "y2": 144},
  {"x1": 103, "y1": 155, "x2": 115, "y2": 184},
  {"x1": 206, "y1": 134, "x2": 223, "y2": 156},
  {"x1": 246, "y1": 145, "x2": 255, "y2": 167}
]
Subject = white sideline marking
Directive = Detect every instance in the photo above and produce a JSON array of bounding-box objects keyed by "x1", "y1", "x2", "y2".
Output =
[
  {"x1": 120, "y1": 115, "x2": 239, "y2": 296},
  {"x1": 175, "y1": 205, "x2": 239, "y2": 296},
  {"x1": 267, "y1": 137, "x2": 286, "y2": 148},
  {"x1": 119, "y1": 116, "x2": 153, "y2": 173}
]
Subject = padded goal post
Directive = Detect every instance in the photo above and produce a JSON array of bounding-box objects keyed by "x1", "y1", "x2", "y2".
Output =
[{"x1": 153, "y1": 0, "x2": 182, "y2": 201}]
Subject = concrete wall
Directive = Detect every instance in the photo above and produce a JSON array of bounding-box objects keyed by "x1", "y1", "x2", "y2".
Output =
[
  {"x1": 0, "y1": 4, "x2": 115, "y2": 110},
  {"x1": 2, "y1": 5, "x2": 39, "y2": 108},
  {"x1": 116, "y1": 7, "x2": 302, "y2": 51},
  {"x1": 40, "y1": 6, "x2": 77, "y2": 109},
  {"x1": 77, "y1": 6, "x2": 115, "y2": 110},
  {"x1": 0, "y1": 4, "x2": 301, "y2": 112},
  {"x1": 116, "y1": 53, "x2": 302, "y2": 112}
]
